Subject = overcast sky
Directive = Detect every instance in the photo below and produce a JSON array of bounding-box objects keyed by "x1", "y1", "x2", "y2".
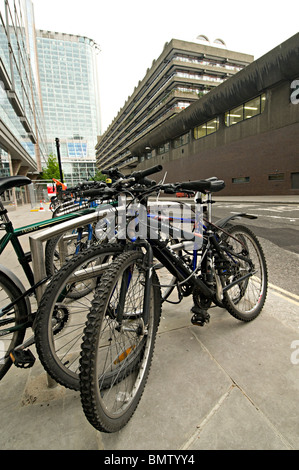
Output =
[{"x1": 32, "y1": 0, "x2": 298, "y2": 133}]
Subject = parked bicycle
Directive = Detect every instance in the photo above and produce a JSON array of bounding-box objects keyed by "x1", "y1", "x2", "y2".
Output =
[
  {"x1": 77, "y1": 170, "x2": 268, "y2": 433},
  {"x1": 0, "y1": 175, "x2": 105, "y2": 380},
  {"x1": 32, "y1": 164, "x2": 265, "y2": 410},
  {"x1": 34, "y1": 165, "x2": 174, "y2": 390},
  {"x1": 44, "y1": 171, "x2": 126, "y2": 275}
]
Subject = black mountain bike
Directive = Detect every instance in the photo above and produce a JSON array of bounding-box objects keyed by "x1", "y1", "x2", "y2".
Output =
[{"x1": 79, "y1": 174, "x2": 268, "y2": 433}]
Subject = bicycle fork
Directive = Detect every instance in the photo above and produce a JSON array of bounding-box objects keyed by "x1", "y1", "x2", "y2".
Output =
[{"x1": 116, "y1": 244, "x2": 153, "y2": 337}]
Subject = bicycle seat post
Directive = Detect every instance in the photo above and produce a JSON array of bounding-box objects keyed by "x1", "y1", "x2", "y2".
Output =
[
  {"x1": 206, "y1": 193, "x2": 213, "y2": 225},
  {"x1": 0, "y1": 195, "x2": 11, "y2": 226}
]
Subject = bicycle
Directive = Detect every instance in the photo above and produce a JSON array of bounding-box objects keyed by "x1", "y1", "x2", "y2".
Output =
[
  {"x1": 0, "y1": 175, "x2": 103, "y2": 380},
  {"x1": 34, "y1": 165, "x2": 260, "y2": 393},
  {"x1": 45, "y1": 179, "x2": 113, "y2": 276},
  {"x1": 79, "y1": 174, "x2": 268, "y2": 433},
  {"x1": 33, "y1": 165, "x2": 171, "y2": 390}
]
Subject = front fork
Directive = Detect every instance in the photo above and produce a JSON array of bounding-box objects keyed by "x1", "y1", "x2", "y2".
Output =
[{"x1": 116, "y1": 242, "x2": 153, "y2": 333}]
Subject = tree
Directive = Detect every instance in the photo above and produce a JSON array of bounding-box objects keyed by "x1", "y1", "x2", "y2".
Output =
[
  {"x1": 89, "y1": 170, "x2": 106, "y2": 182},
  {"x1": 41, "y1": 154, "x2": 63, "y2": 180}
]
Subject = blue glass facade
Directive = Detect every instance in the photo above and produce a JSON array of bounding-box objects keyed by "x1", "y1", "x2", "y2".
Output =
[
  {"x1": 36, "y1": 30, "x2": 101, "y2": 184},
  {"x1": 0, "y1": 0, "x2": 47, "y2": 175}
]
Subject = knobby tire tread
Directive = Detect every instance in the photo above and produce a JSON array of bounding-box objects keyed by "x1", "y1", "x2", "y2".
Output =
[
  {"x1": 221, "y1": 224, "x2": 268, "y2": 322},
  {"x1": 79, "y1": 250, "x2": 162, "y2": 433}
]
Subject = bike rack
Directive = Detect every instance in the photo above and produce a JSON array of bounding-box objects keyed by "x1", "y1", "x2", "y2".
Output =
[
  {"x1": 28, "y1": 200, "x2": 192, "y2": 388},
  {"x1": 29, "y1": 200, "x2": 190, "y2": 301},
  {"x1": 29, "y1": 208, "x2": 110, "y2": 302},
  {"x1": 29, "y1": 208, "x2": 111, "y2": 388}
]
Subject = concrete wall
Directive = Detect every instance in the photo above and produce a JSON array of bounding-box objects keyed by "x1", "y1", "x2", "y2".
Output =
[{"x1": 136, "y1": 80, "x2": 299, "y2": 195}]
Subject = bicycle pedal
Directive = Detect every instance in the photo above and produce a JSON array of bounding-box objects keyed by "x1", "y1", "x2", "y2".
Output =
[
  {"x1": 10, "y1": 349, "x2": 36, "y2": 369},
  {"x1": 190, "y1": 306, "x2": 210, "y2": 327}
]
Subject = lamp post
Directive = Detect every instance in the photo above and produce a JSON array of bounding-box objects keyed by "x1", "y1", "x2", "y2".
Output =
[{"x1": 55, "y1": 137, "x2": 64, "y2": 183}]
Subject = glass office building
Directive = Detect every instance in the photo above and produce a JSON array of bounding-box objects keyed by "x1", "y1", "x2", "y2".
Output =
[
  {"x1": 36, "y1": 30, "x2": 101, "y2": 185},
  {"x1": 0, "y1": 0, "x2": 47, "y2": 183}
]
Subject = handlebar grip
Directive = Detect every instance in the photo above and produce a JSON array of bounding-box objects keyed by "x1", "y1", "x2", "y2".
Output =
[
  {"x1": 141, "y1": 177, "x2": 156, "y2": 187},
  {"x1": 180, "y1": 180, "x2": 211, "y2": 191},
  {"x1": 80, "y1": 188, "x2": 113, "y2": 198},
  {"x1": 132, "y1": 164, "x2": 163, "y2": 180}
]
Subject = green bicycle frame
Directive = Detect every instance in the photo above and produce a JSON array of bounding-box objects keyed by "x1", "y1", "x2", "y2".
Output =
[{"x1": 0, "y1": 207, "x2": 96, "y2": 287}]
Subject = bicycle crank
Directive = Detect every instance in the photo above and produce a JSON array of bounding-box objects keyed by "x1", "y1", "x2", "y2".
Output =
[
  {"x1": 190, "y1": 306, "x2": 210, "y2": 326},
  {"x1": 10, "y1": 348, "x2": 36, "y2": 368}
]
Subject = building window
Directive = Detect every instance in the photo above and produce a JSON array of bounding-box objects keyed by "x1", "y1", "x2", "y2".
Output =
[
  {"x1": 291, "y1": 172, "x2": 299, "y2": 189},
  {"x1": 232, "y1": 177, "x2": 250, "y2": 184},
  {"x1": 268, "y1": 173, "x2": 284, "y2": 181},
  {"x1": 225, "y1": 93, "x2": 266, "y2": 126},
  {"x1": 158, "y1": 142, "x2": 170, "y2": 155},
  {"x1": 194, "y1": 117, "x2": 219, "y2": 139},
  {"x1": 173, "y1": 133, "x2": 189, "y2": 148}
]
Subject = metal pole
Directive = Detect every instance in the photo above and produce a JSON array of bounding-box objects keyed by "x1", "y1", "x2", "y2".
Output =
[{"x1": 55, "y1": 137, "x2": 64, "y2": 183}]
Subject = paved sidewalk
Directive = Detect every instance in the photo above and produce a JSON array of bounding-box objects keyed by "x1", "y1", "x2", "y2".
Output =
[{"x1": 0, "y1": 201, "x2": 298, "y2": 450}]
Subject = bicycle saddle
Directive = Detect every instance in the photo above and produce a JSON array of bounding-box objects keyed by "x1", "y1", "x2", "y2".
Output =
[{"x1": 0, "y1": 176, "x2": 32, "y2": 194}]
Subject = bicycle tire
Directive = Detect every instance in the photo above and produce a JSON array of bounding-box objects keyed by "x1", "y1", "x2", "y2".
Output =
[
  {"x1": 220, "y1": 225, "x2": 268, "y2": 321},
  {"x1": 45, "y1": 228, "x2": 92, "y2": 275},
  {"x1": 0, "y1": 273, "x2": 28, "y2": 380},
  {"x1": 34, "y1": 243, "x2": 125, "y2": 390},
  {"x1": 80, "y1": 250, "x2": 161, "y2": 433}
]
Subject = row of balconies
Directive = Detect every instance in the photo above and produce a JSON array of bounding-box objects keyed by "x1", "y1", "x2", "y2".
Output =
[
  {"x1": 96, "y1": 52, "x2": 241, "y2": 153},
  {"x1": 96, "y1": 42, "x2": 252, "y2": 170},
  {"x1": 96, "y1": 91, "x2": 188, "y2": 166}
]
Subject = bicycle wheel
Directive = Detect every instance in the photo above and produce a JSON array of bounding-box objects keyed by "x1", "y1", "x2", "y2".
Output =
[
  {"x1": 0, "y1": 273, "x2": 28, "y2": 380},
  {"x1": 80, "y1": 250, "x2": 161, "y2": 433},
  {"x1": 34, "y1": 243, "x2": 124, "y2": 390},
  {"x1": 45, "y1": 226, "x2": 94, "y2": 276},
  {"x1": 220, "y1": 225, "x2": 268, "y2": 321}
]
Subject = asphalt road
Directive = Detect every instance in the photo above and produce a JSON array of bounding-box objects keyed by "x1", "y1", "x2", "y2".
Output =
[{"x1": 212, "y1": 202, "x2": 299, "y2": 297}]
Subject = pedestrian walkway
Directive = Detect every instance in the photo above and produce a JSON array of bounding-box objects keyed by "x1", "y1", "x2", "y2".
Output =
[{"x1": 0, "y1": 201, "x2": 298, "y2": 450}]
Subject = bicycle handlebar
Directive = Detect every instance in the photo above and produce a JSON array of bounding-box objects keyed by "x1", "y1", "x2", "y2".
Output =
[{"x1": 131, "y1": 165, "x2": 163, "y2": 181}]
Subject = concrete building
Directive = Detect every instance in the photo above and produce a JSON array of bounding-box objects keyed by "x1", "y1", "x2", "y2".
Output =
[
  {"x1": 36, "y1": 30, "x2": 101, "y2": 185},
  {"x1": 128, "y1": 33, "x2": 299, "y2": 196},
  {"x1": 96, "y1": 37, "x2": 253, "y2": 171},
  {"x1": 0, "y1": 0, "x2": 47, "y2": 191}
]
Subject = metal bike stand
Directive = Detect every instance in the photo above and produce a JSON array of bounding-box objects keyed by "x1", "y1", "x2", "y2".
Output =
[{"x1": 29, "y1": 208, "x2": 110, "y2": 388}]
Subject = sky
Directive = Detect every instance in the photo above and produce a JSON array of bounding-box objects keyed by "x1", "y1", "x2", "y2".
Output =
[{"x1": 32, "y1": 0, "x2": 298, "y2": 133}]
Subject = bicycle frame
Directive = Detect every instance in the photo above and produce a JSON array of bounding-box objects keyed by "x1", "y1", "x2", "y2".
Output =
[
  {"x1": 0, "y1": 204, "x2": 114, "y2": 361},
  {"x1": 0, "y1": 201, "x2": 96, "y2": 288},
  {"x1": 127, "y1": 192, "x2": 255, "y2": 306}
]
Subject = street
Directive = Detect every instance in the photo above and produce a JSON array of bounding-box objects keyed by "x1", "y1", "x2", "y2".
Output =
[{"x1": 212, "y1": 201, "x2": 299, "y2": 297}]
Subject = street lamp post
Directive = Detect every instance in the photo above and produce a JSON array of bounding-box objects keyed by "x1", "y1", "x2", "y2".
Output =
[{"x1": 55, "y1": 137, "x2": 64, "y2": 183}]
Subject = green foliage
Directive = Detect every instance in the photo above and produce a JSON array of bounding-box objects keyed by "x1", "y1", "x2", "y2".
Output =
[
  {"x1": 90, "y1": 170, "x2": 106, "y2": 182},
  {"x1": 41, "y1": 154, "x2": 63, "y2": 180}
]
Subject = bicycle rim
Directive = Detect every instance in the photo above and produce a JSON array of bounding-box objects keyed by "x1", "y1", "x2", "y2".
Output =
[
  {"x1": 80, "y1": 251, "x2": 161, "y2": 432},
  {"x1": 221, "y1": 225, "x2": 268, "y2": 321}
]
